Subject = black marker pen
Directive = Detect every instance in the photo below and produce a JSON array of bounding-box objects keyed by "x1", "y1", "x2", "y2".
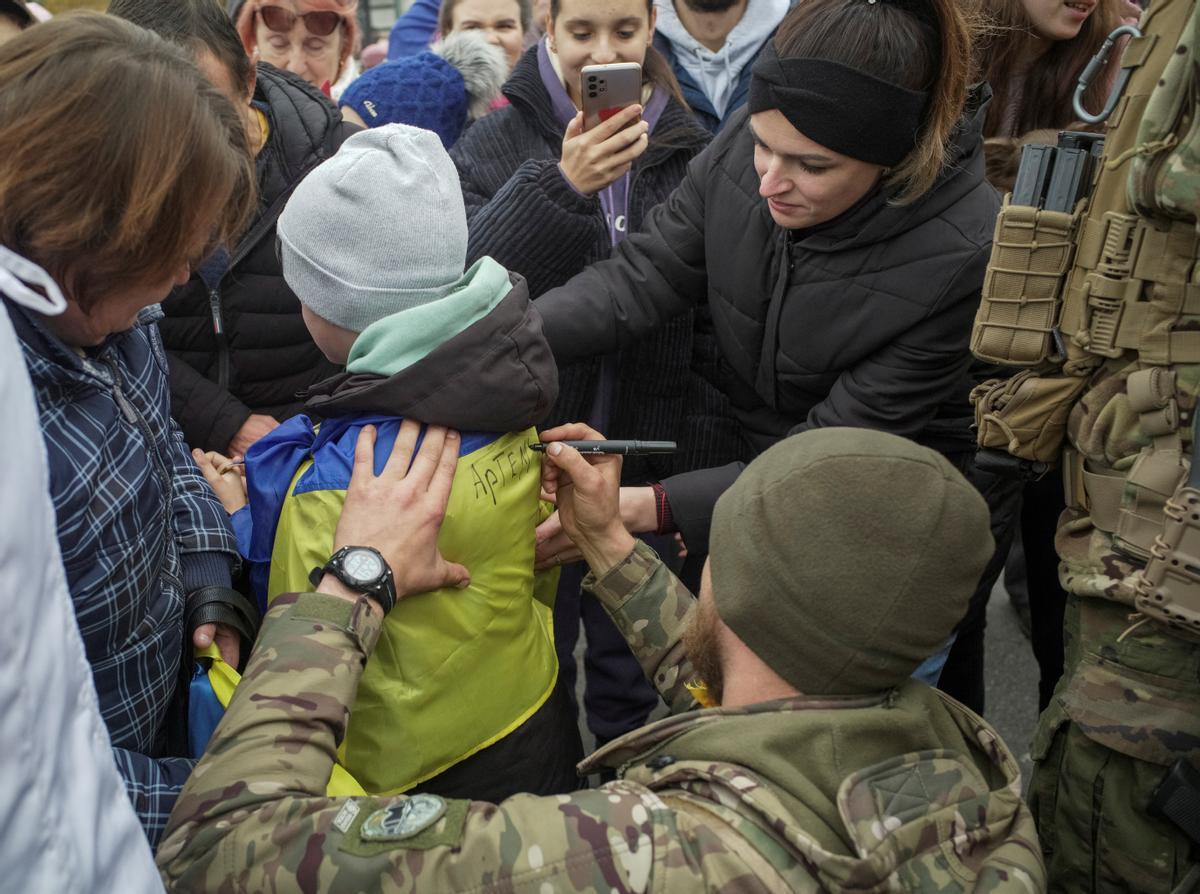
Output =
[{"x1": 528, "y1": 440, "x2": 677, "y2": 456}]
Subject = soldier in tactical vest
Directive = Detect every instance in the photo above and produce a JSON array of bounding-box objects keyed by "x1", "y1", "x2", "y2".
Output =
[
  {"x1": 970, "y1": 0, "x2": 1200, "y2": 889},
  {"x1": 155, "y1": 419, "x2": 1045, "y2": 892}
]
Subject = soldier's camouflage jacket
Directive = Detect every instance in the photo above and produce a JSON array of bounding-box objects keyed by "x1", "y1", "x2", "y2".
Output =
[{"x1": 157, "y1": 542, "x2": 1046, "y2": 892}]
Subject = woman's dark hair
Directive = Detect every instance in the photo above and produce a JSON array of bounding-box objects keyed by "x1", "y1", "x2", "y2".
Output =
[
  {"x1": 440, "y1": 0, "x2": 533, "y2": 36},
  {"x1": 977, "y1": 0, "x2": 1117, "y2": 138},
  {"x1": 108, "y1": 0, "x2": 254, "y2": 95},
  {"x1": 0, "y1": 13, "x2": 256, "y2": 310},
  {"x1": 549, "y1": 0, "x2": 688, "y2": 111},
  {"x1": 772, "y1": 0, "x2": 977, "y2": 204}
]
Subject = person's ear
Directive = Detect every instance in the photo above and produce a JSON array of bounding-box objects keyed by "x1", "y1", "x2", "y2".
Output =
[
  {"x1": 646, "y1": 6, "x2": 656, "y2": 45},
  {"x1": 244, "y1": 61, "x2": 257, "y2": 103}
]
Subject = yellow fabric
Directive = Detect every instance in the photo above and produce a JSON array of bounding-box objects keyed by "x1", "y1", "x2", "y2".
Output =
[
  {"x1": 253, "y1": 107, "x2": 270, "y2": 155},
  {"x1": 195, "y1": 644, "x2": 367, "y2": 796},
  {"x1": 267, "y1": 428, "x2": 560, "y2": 794},
  {"x1": 685, "y1": 679, "x2": 718, "y2": 709}
]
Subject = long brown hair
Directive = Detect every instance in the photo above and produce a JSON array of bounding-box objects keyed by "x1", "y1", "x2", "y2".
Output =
[
  {"x1": 976, "y1": 0, "x2": 1117, "y2": 138},
  {"x1": 0, "y1": 13, "x2": 256, "y2": 310},
  {"x1": 550, "y1": 0, "x2": 688, "y2": 110},
  {"x1": 771, "y1": 0, "x2": 978, "y2": 205}
]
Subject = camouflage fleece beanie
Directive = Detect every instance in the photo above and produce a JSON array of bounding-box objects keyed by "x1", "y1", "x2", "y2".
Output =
[{"x1": 708, "y1": 428, "x2": 994, "y2": 695}]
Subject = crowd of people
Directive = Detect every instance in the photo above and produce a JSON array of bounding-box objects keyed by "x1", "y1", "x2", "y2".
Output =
[{"x1": 0, "y1": 0, "x2": 1187, "y2": 890}]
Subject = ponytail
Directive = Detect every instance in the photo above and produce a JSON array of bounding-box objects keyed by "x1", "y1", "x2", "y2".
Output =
[
  {"x1": 900, "y1": 0, "x2": 976, "y2": 202},
  {"x1": 772, "y1": 0, "x2": 980, "y2": 204}
]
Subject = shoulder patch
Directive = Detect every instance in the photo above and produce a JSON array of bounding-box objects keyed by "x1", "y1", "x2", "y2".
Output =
[
  {"x1": 362, "y1": 794, "x2": 447, "y2": 841},
  {"x1": 340, "y1": 794, "x2": 470, "y2": 857}
]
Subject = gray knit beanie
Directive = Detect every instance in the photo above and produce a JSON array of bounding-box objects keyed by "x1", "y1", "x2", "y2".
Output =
[
  {"x1": 709, "y1": 428, "x2": 994, "y2": 695},
  {"x1": 277, "y1": 124, "x2": 469, "y2": 333}
]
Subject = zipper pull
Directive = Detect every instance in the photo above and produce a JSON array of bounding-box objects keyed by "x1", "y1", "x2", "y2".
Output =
[
  {"x1": 105, "y1": 357, "x2": 139, "y2": 424},
  {"x1": 210, "y1": 288, "x2": 224, "y2": 336}
]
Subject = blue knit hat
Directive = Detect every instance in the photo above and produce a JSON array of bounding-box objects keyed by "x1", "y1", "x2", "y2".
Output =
[
  {"x1": 340, "y1": 32, "x2": 508, "y2": 148},
  {"x1": 342, "y1": 52, "x2": 468, "y2": 148}
]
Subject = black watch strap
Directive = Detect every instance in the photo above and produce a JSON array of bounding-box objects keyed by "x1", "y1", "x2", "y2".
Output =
[{"x1": 310, "y1": 548, "x2": 397, "y2": 614}]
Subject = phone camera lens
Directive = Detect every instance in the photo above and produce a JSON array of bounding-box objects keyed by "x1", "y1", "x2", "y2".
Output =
[{"x1": 587, "y1": 75, "x2": 597, "y2": 83}]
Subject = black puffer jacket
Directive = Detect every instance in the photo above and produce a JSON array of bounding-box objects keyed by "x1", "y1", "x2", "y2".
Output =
[
  {"x1": 159, "y1": 64, "x2": 357, "y2": 452},
  {"x1": 450, "y1": 47, "x2": 742, "y2": 482},
  {"x1": 538, "y1": 90, "x2": 1001, "y2": 551}
]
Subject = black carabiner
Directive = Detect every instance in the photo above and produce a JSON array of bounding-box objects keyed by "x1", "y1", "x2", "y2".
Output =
[{"x1": 1074, "y1": 24, "x2": 1144, "y2": 125}]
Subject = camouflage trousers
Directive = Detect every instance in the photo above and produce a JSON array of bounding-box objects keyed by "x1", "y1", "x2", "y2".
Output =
[{"x1": 1029, "y1": 595, "x2": 1200, "y2": 892}]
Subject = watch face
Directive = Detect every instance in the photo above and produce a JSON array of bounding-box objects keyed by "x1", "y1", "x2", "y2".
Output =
[{"x1": 343, "y1": 549, "x2": 384, "y2": 585}]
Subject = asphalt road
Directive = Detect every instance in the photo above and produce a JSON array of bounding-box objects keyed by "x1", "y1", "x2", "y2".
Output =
[{"x1": 982, "y1": 578, "x2": 1042, "y2": 784}]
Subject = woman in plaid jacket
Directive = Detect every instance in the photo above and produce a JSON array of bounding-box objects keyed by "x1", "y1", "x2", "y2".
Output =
[{"x1": 0, "y1": 15, "x2": 257, "y2": 845}]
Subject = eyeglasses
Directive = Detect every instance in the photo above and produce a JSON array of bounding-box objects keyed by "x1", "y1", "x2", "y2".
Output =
[{"x1": 258, "y1": 4, "x2": 343, "y2": 37}]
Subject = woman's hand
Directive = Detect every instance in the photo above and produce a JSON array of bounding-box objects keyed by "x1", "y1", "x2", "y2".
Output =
[
  {"x1": 534, "y1": 488, "x2": 656, "y2": 570},
  {"x1": 228, "y1": 413, "x2": 279, "y2": 458},
  {"x1": 1117, "y1": 0, "x2": 1143, "y2": 25},
  {"x1": 559, "y1": 105, "x2": 650, "y2": 196},
  {"x1": 193, "y1": 448, "x2": 248, "y2": 514}
]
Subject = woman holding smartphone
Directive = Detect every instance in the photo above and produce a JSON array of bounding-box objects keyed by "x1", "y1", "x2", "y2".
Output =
[
  {"x1": 451, "y1": 0, "x2": 733, "y2": 746},
  {"x1": 533, "y1": 0, "x2": 1019, "y2": 714}
]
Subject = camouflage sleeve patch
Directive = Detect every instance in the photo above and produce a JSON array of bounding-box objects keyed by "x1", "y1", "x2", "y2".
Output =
[
  {"x1": 584, "y1": 541, "x2": 698, "y2": 714},
  {"x1": 338, "y1": 795, "x2": 470, "y2": 857}
]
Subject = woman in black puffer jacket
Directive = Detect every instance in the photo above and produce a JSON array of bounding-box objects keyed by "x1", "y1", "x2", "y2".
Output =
[
  {"x1": 158, "y1": 62, "x2": 357, "y2": 457},
  {"x1": 451, "y1": 0, "x2": 741, "y2": 747},
  {"x1": 534, "y1": 0, "x2": 1022, "y2": 715}
]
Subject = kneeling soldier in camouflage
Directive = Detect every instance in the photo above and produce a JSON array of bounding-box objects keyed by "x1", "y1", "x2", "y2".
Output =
[{"x1": 157, "y1": 420, "x2": 1046, "y2": 892}]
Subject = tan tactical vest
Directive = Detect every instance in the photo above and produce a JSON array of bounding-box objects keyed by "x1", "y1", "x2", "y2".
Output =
[{"x1": 970, "y1": 0, "x2": 1200, "y2": 636}]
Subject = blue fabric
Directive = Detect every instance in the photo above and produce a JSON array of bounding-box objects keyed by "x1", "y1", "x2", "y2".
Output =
[
  {"x1": 187, "y1": 664, "x2": 226, "y2": 759},
  {"x1": 180, "y1": 549, "x2": 233, "y2": 595},
  {"x1": 653, "y1": 30, "x2": 757, "y2": 134},
  {"x1": 241, "y1": 413, "x2": 498, "y2": 611},
  {"x1": 388, "y1": 0, "x2": 442, "y2": 59},
  {"x1": 912, "y1": 634, "x2": 957, "y2": 687},
  {"x1": 229, "y1": 506, "x2": 266, "y2": 602},
  {"x1": 340, "y1": 52, "x2": 468, "y2": 147},
  {"x1": 195, "y1": 246, "x2": 230, "y2": 292},
  {"x1": 4, "y1": 297, "x2": 239, "y2": 846}
]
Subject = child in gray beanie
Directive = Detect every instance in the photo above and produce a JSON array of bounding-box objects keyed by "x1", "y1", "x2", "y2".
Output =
[
  {"x1": 279, "y1": 124, "x2": 472, "y2": 342},
  {"x1": 198, "y1": 123, "x2": 578, "y2": 803}
]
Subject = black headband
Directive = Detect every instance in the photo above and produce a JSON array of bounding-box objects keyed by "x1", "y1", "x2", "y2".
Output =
[{"x1": 749, "y1": 42, "x2": 930, "y2": 168}]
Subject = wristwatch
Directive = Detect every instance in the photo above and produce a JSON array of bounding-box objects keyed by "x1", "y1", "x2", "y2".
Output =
[{"x1": 310, "y1": 546, "x2": 397, "y2": 615}]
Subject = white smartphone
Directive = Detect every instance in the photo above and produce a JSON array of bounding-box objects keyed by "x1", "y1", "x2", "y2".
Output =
[{"x1": 581, "y1": 62, "x2": 643, "y2": 131}]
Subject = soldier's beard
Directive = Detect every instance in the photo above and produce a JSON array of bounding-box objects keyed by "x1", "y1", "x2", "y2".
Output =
[{"x1": 681, "y1": 599, "x2": 725, "y2": 705}]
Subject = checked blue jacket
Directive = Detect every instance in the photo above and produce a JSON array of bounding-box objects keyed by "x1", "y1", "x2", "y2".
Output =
[{"x1": 5, "y1": 298, "x2": 238, "y2": 846}]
